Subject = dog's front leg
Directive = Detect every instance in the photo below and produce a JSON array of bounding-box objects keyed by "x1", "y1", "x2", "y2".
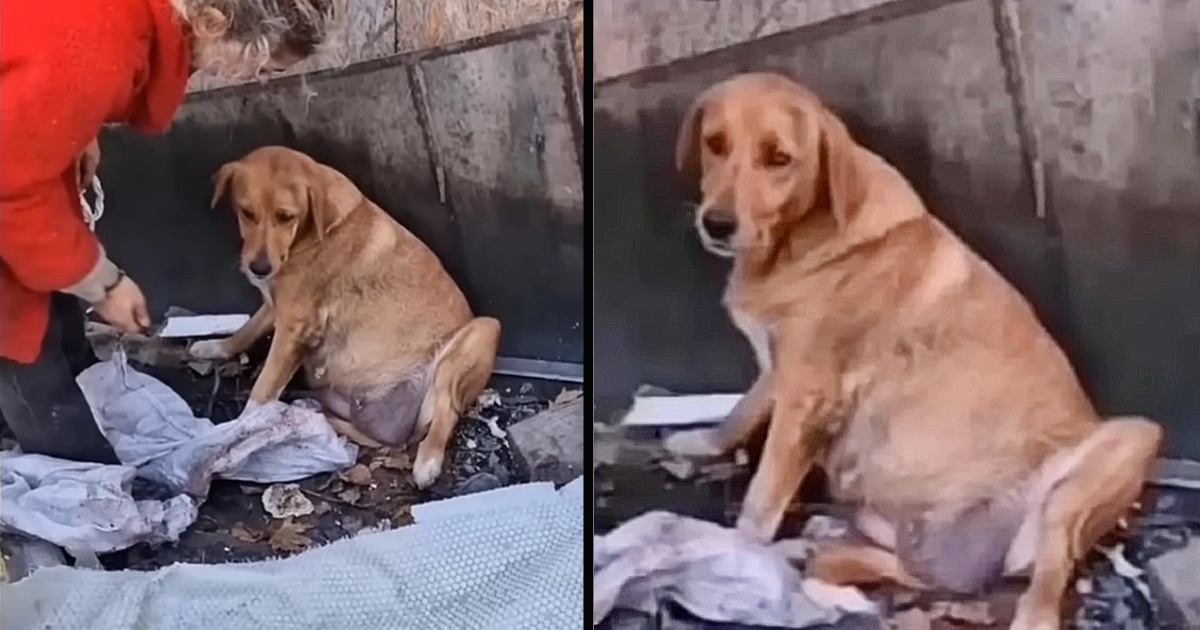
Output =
[
  {"x1": 736, "y1": 365, "x2": 836, "y2": 543},
  {"x1": 189, "y1": 303, "x2": 275, "y2": 360},
  {"x1": 245, "y1": 317, "x2": 309, "y2": 411},
  {"x1": 664, "y1": 372, "x2": 774, "y2": 456}
]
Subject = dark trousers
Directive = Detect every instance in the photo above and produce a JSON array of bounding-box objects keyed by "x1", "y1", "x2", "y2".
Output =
[{"x1": 0, "y1": 293, "x2": 119, "y2": 464}]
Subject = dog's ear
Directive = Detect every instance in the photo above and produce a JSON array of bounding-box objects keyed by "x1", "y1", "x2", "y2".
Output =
[
  {"x1": 817, "y1": 107, "x2": 865, "y2": 231},
  {"x1": 303, "y1": 162, "x2": 362, "y2": 240},
  {"x1": 210, "y1": 162, "x2": 239, "y2": 209},
  {"x1": 675, "y1": 86, "x2": 718, "y2": 176}
]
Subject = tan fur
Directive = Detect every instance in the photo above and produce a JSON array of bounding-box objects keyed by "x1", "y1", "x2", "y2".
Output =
[
  {"x1": 667, "y1": 73, "x2": 1162, "y2": 629},
  {"x1": 196, "y1": 146, "x2": 499, "y2": 489}
]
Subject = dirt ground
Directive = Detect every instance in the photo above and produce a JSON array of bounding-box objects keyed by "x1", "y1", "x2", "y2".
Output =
[{"x1": 85, "y1": 338, "x2": 577, "y2": 571}]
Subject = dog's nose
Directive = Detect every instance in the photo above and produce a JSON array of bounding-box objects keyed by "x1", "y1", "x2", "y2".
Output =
[
  {"x1": 701, "y1": 210, "x2": 737, "y2": 241},
  {"x1": 247, "y1": 253, "x2": 272, "y2": 278}
]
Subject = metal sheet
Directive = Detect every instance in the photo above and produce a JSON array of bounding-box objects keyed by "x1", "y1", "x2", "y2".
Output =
[{"x1": 95, "y1": 20, "x2": 583, "y2": 365}]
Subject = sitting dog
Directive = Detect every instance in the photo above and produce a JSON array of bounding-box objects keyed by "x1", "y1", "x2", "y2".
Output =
[
  {"x1": 664, "y1": 73, "x2": 1161, "y2": 629},
  {"x1": 190, "y1": 146, "x2": 500, "y2": 489}
]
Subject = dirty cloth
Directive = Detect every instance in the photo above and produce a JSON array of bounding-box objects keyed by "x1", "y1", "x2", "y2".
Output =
[
  {"x1": 0, "y1": 350, "x2": 357, "y2": 556},
  {"x1": 0, "y1": 478, "x2": 584, "y2": 630},
  {"x1": 594, "y1": 511, "x2": 878, "y2": 628}
]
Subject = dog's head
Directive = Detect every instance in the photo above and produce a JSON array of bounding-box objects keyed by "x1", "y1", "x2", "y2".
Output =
[
  {"x1": 211, "y1": 146, "x2": 362, "y2": 282},
  {"x1": 675, "y1": 72, "x2": 865, "y2": 258}
]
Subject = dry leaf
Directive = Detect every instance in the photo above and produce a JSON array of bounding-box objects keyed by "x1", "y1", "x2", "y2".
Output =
[
  {"x1": 229, "y1": 523, "x2": 264, "y2": 543},
  {"x1": 375, "y1": 453, "x2": 411, "y2": 471},
  {"x1": 553, "y1": 388, "x2": 582, "y2": 406},
  {"x1": 930, "y1": 600, "x2": 995, "y2": 625},
  {"x1": 267, "y1": 519, "x2": 313, "y2": 553},
  {"x1": 393, "y1": 503, "x2": 413, "y2": 525},
  {"x1": 475, "y1": 389, "x2": 501, "y2": 409},
  {"x1": 339, "y1": 464, "x2": 373, "y2": 486},
  {"x1": 338, "y1": 487, "x2": 362, "y2": 504}
]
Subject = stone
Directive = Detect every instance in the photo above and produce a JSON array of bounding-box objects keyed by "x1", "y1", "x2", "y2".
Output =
[
  {"x1": 1145, "y1": 538, "x2": 1200, "y2": 629},
  {"x1": 507, "y1": 398, "x2": 584, "y2": 485}
]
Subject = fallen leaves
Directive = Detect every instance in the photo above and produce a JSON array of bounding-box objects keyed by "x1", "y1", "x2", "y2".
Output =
[
  {"x1": 229, "y1": 523, "x2": 264, "y2": 543},
  {"x1": 267, "y1": 518, "x2": 314, "y2": 553},
  {"x1": 338, "y1": 487, "x2": 362, "y2": 504},
  {"x1": 339, "y1": 464, "x2": 374, "y2": 486},
  {"x1": 371, "y1": 452, "x2": 411, "y2": 471}
]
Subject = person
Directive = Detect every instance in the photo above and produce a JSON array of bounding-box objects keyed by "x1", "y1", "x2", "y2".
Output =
[{"x1": 0, "y1": 0, "x2": 341, "y2": 463}]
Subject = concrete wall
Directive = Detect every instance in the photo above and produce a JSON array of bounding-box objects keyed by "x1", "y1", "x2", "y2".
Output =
[{"x1": 592, "y1": 0, "x2": 1200, "y2": 457}]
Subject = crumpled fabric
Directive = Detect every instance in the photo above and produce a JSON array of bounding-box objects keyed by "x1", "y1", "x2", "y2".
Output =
[
  {"x1": 594, "y1": 511, "x2": 878, "y2": 628},
  {"x1": 0, "y1": 351, "x2": 358, "y2": 556}
]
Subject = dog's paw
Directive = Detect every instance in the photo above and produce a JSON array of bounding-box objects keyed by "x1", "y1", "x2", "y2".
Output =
[
  {"x1": 412, "y1": 450, "x2": 444, "y2": 490},
  {"x1": 663, "y1": 428, "x2": 724, "y2": 457},
  {"x1": 1009, "y1": 598, "x2": 1060, "y2": 630},
  {"x1": 188, "y1": 339, "x2": 232, "y2": 360}
]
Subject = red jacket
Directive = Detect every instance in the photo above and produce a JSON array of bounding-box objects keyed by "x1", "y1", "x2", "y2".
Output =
[{"x1": 0, "y1": 0, "x2": 192, "y2": 363}]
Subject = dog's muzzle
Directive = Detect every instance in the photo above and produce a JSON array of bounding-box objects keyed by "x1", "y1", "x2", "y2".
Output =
[{"x1": 695, "y1": 207, "x2": 737, "y2": 257}]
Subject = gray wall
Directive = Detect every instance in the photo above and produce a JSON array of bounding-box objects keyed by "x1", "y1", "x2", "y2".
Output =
[
  {"x1": 98, "y1": 20, "x2": 584, "y2": 364},
  {"x1": 593, "y1": 0, "x2": 1200, "y2": 458}
]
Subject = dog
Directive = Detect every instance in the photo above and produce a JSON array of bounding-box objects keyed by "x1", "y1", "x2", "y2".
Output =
[
  {"x1": 189, "y1": 146, "x2": 500, "y2": 489},
  {"x1": 663, "y1": 72, "x2": 1162, "y2": 629}
]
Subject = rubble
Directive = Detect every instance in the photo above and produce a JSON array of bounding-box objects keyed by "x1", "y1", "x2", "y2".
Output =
[
  {"x1": 507, "y1": 397, "x2": 584, "y2": 485},
  {"x1": 1145, "y1": 538, "x2": 1200, "y2": 629}
]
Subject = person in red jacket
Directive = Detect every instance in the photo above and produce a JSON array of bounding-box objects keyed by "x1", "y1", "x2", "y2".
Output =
[{"x1": 0, "y1": 0, "x2": 341, "y2": 463}]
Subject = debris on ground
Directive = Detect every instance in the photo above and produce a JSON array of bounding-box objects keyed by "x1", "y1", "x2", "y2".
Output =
[
  {"x1": 267, "y1": 518, "x2": 315, "y2": 553},
  {"x1": 658, "y1": 457, "x2": 696, "y2": 481},
  {"x1": 0, "y1": 326, "x2": 567, "y2": 574},
  {"x1": 507, "y1": 397, "x2": 585, "y2": 485},
  {"x1": 261, "y1": 484, "x2": 315, "y2": 519},
  {"x1": 594, "y1": 510, "x2": 876, "y2": 628},
  {"x1": 597, "y1": 395, "x2": 1200, "y2": 629}
]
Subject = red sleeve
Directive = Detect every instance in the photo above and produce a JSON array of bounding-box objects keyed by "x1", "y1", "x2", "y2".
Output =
[{"x1": 0, "y1": 22, "x2": 112, "y2": 292}]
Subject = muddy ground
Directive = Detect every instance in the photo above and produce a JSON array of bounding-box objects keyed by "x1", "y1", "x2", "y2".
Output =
[
  {"x1": 595, "y1": 418, "x2": 1200, "y2": 630},
  {"x1": 79, "y1": 335, "x2": 578, "y2": 571}
]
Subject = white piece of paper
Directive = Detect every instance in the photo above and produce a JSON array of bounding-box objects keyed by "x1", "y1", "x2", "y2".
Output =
[
  {"x1": 157, "y1": 314, "x2": 250, "y2": 338},
  {"x1": 621, "y1": 393, "x2": 743, "y2": 426}
]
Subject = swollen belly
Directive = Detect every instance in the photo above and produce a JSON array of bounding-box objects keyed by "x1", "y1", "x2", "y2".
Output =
[{"x1": 314, "y1": 374, "x2": 428, "y2": 446}]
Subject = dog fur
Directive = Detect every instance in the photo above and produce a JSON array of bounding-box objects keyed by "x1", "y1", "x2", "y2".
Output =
[
  {"x1": 665, "y1": 73, "x2": 1162, "y2": 629},
  {"x1": 191, "y1": 146, "x2": 500, "y2": 489}
]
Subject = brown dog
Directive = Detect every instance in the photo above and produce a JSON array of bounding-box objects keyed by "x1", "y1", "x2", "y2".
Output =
[
  {"x1": 189, "y1": 146, "x2": 500, "y2": 489},
  {"x1": 664, "y1": 73, "x2": 1161, "y2": 629}
]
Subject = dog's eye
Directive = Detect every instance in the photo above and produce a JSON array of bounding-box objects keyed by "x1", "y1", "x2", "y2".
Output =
[
  {"x1": 762, "y1": 145, "x2": 792, "y2": 168},
  {"x1": 238, "y1": 208, "x2": 257, "y2": 224},
  {"x1": 274, "y1": 211, "x2": 296, "y2": 223},
  {"x1": 704, "y1": 133, "x2": 729, "y2": 157}
]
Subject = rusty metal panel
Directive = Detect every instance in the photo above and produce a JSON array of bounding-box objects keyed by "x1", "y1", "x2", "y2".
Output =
[
  {"x1": 1018, "y1": 0, "x2": 1200, "y2": 457},
  {"x1": 95, "y1": 21, "x2": 583, "y2": 365},
  {"x1": 592, "y1": 0, "x2": 1072, "y2": 417},
  {"x1": 418, "y1": 22, "x2": 585, "y2": 363},
  {"x1": 593, "y1": 0, "x2": 905, "y2": 81}
]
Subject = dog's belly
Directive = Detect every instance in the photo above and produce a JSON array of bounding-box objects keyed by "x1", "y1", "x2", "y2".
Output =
[
  {"x1": 829, "y1": 425, "x2": 1091, "y2": 594},
  {"x1": 305, "y1": 349, "x2": 432, "y2": 446},
  {"x1": 316, "y1": 375, "x2": 428, "y2": 446}
]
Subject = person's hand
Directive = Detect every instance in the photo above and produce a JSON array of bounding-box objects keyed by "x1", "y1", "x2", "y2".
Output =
[
  {"x1": 92, "y1": 276, "x2": 151, "y2": 334},
  {"x1": 76, "y1": 138, "x2": 101, "y2": 190}
]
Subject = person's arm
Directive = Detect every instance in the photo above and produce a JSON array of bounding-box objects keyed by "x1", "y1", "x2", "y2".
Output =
[{"x1": 0, "y1": 62, "x2": 122, "y2": 304}]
